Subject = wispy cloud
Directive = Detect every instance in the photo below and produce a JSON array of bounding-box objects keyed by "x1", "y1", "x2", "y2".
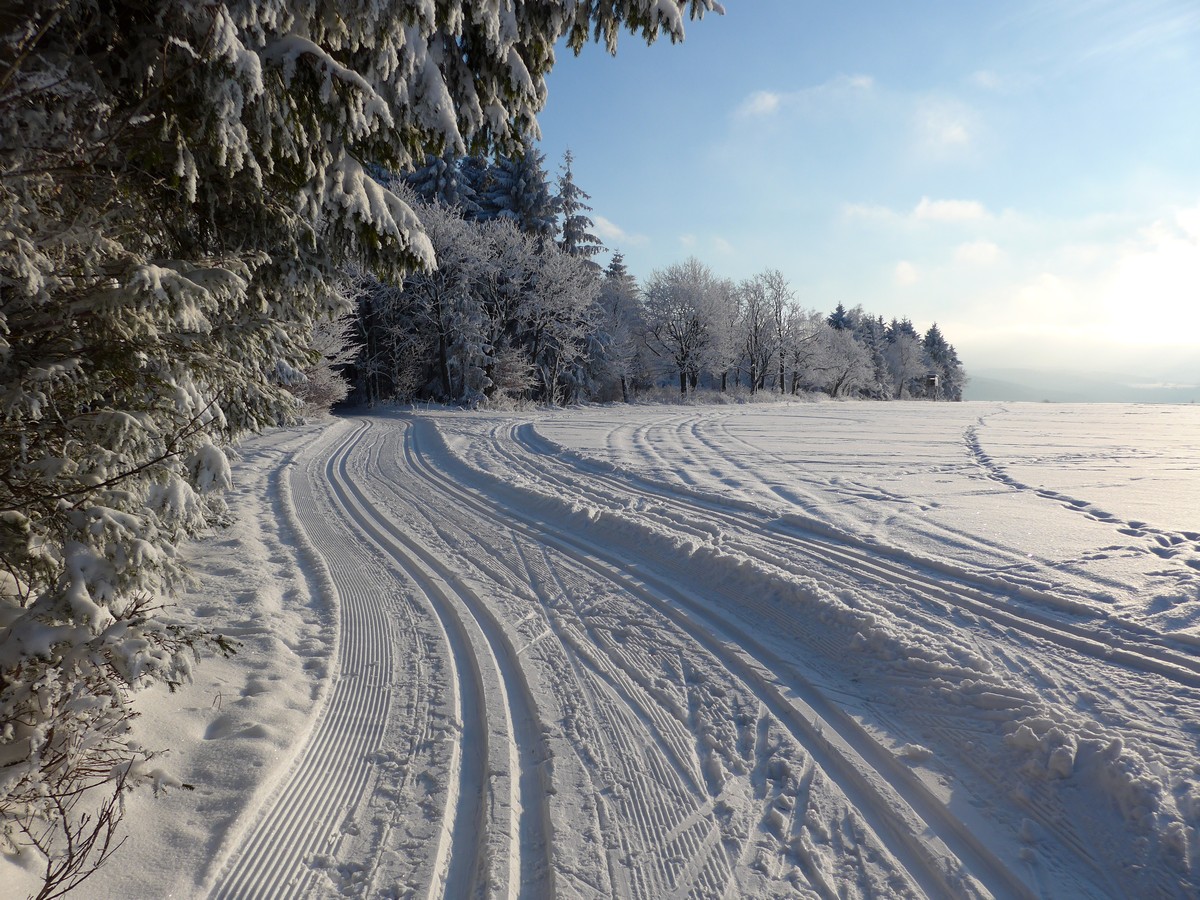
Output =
[
  {"x1": 679, "y1": 233, "x2": 697, "y2": 248},
  {"x1": 593, "y1": 214, "x2": 647, "y2": 246},
  {"x1": 844, "y1": 197, "x2": 993, "y2": 225},
  {"x1": 734, "y1": 74, "x2": 875, "y2": 119},
  {"x1": 738, "y1": 91, "x2": 782, "y2": 117},
  {"x1": 913, "y1": 98, "x2": 977, "y2": 158},
  {"x1": 711, "y1": 235, "x2": 734, "y2": 255}
]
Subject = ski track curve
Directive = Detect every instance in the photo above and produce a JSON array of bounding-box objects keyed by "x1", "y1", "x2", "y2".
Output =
[
  {"x1": 329, "y1": 421, "x2": 554, "y2": 899},
  {"x1": 208, "y1": 423, "x2": 406, "y2": 899},
  {"x1": 207, "y1": 421, "x2": 554, "y2": 899},
  {"x1": 205, "y1": 410, "x2": 1196, "y2": 899}
]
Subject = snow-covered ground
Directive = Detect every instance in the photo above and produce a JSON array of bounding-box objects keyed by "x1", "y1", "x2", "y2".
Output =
[{"x1": 29, "y1": 399, "x2": 1198, "y2": 898}]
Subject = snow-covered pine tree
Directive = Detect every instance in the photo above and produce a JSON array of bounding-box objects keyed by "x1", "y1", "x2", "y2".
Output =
[
  {"x1": 556, "y1": 150, "x2": 605, "y2": 268},
  {"x1": 596, "y1": 252, "x2": 646, "y2": 402},
  {"x1": 458, "y1": 154, "x2": 494, "y2": 220},
  {"x1": 479, "y1": 137, "x2": 561, "y2": 241},
  {"x1": 0, "y1": 0, "x2": 723, "y2": 890},
  {"x1": 921, "y1": 323, "x2": 966, "y2": 400},
  {"x1": 827, "y1": 302, "x2": 852, "y2": 331},
  {"x1": 854, "y1": 313, "x2": 891, "y2": 399},
  {"x1": 406, "y1": 147, "x2": 479, "y2": 214}
]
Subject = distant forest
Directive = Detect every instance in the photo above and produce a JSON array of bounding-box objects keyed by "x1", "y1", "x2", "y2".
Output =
[{"x1": 333, "y1": 145, "x2": 966, "y2": 409}]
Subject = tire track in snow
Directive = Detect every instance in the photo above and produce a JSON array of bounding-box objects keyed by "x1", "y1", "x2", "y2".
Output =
[
  {"x1": 512, "y1": 423, "x2": 1200, "y2": 690},
  {"x1": 404, "y1": 418, "x2": 1034, "y2": 900},
  {"x1": 328, "y1": 420, "x2": 554, "y2": 899}
]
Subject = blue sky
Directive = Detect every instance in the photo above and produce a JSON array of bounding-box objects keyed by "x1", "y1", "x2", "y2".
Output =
[{"x1": 536, "y1": 1, "x2": 1200, "y2": 377}]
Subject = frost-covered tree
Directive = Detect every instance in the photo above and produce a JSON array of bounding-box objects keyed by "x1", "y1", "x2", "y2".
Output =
[
  {"x1": 595, "y1": 253, "x2": 646, "y2": 402},
  {"x1": 886, "y1": 319, "x2": 928, "y2": 399},
  {"x1": 707, "y1": 276, "x2": 742, "y2": 392},
  {"x1": 642, "y1": 258, "x2": 723, "y2": 395},
  {"x1": 738, "y1": 275, "x2": 776, "y2": 394},
  {"x1": 781, "y1": 306, "x2": 824, "y2": 394},
  {"x1": 762, "y1": 269, "x2": 795, "y2": 394},
  {"x1": 523, "y1": 248, "x2": 601, "y2": 403},
  {"x1": 556, "y1": 150, "x2": 604, "y2": 267},
  {"x1": 371, "y1": 194, "x2": 494, "y2": 402},
  {"x1": 480, "y1": 138, "x2": 561, "y2": 240},
  {"x1": 288, "y1": 295, "x2": 362, "y2": 418},
  {"x1": 0, "y1": 0, "x2": 723, "y2": 888},
  {"x1": 813, "y1": 325, "x2": 876, "y2": 398}
]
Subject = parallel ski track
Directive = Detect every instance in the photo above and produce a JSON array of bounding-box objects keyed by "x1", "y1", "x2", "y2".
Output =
[
  {"x1": 211, "y1": 425, "x2": 401, "y2": 899},
  {"x1": 401, "y1": 416, "x2": 1037, "y2": 900},
  {"x1": 328, "y1": 421, "x2": 554, "y2": 900},
  {"x1": 507, "y1": 422, "x2": 1200, "y2": 691}
]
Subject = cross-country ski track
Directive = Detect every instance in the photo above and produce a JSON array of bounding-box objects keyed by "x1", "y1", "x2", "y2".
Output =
[{"x1": 183, "y1": 402, "x2": 1200, "y2": 900}]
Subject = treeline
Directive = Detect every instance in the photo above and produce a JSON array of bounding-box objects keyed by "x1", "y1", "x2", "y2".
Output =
[{"x1": 348, "y1": 146, "x2": 965, "y2": 406}]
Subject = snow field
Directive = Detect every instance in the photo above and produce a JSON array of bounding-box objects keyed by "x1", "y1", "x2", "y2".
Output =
[{"x1": 62, "y1": 401, "x2": 1199, "y2": 899}]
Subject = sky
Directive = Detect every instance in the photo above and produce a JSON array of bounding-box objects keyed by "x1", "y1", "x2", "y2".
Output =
[{"x1": 535, "y1": 0, "x2": 1200, "y2": 380}]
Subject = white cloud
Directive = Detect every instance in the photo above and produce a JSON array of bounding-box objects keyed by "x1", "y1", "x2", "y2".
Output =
[
  {"x1": 711, "y1": 235, "x2": 734, "y2": 255},
  {"x1": 913, "y1": 197, "x2": 990, "y2": 223},
  {"x1": 734, "y1": 74, "x2": 874, "y2": 118},
  {"x1": 955, "y1": 240, "x2": 1002, "y2": 265},
  {"x1": 592, "y1": 214, "x2": 647, "y2": 246},
  {"x1": 1097, "y1": 207, "x2": 1200, "y2": 343},
  {"x1": 679, "y1": 233, "x2": 697, "y2": 248},
  {"x1": 894, "y1": 261, "x2": 919, "y2": 286},
  {"x1": 968, "y1": 69, "x2": 1033, "y2": 94},
  {"x1": 737, "y1": 91, "x2": 781, "y2": 117}
]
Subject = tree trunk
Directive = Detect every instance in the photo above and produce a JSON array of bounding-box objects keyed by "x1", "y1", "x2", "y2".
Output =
[
  {"x1": 437, "y1": 331, "x2": 452, "y2": 398},
  {"x1": 679, "y1": 369, "x2": 687, "y2": 396}
]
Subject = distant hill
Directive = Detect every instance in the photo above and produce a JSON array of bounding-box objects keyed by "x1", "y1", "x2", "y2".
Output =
[{"x1": 964, "y1": 368, "x2": 1200, "y2": 404}]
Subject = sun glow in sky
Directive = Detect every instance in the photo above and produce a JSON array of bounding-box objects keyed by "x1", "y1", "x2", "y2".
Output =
[{"x1": 537, "y1": 0, "x2": 1200, "y2": 380}]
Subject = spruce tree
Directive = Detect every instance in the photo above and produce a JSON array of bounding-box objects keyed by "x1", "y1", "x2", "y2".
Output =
[
  {"x1": 828, "y1": 303, "x2": 852, "y2": 330},
  {"x1": 479, "y1": 137, "x2": 561, "y2": 240},
  {"x1": 406, "y1": 147, "x2": 479, "y2": 214},
  {"x1": 557, "y1": 150, "x2": 605, "y2": 267}
]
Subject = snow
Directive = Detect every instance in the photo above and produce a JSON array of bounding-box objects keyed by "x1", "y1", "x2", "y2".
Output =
[{"x1": 18, "y1": 399, "x2": 1197, "y2": 899}]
